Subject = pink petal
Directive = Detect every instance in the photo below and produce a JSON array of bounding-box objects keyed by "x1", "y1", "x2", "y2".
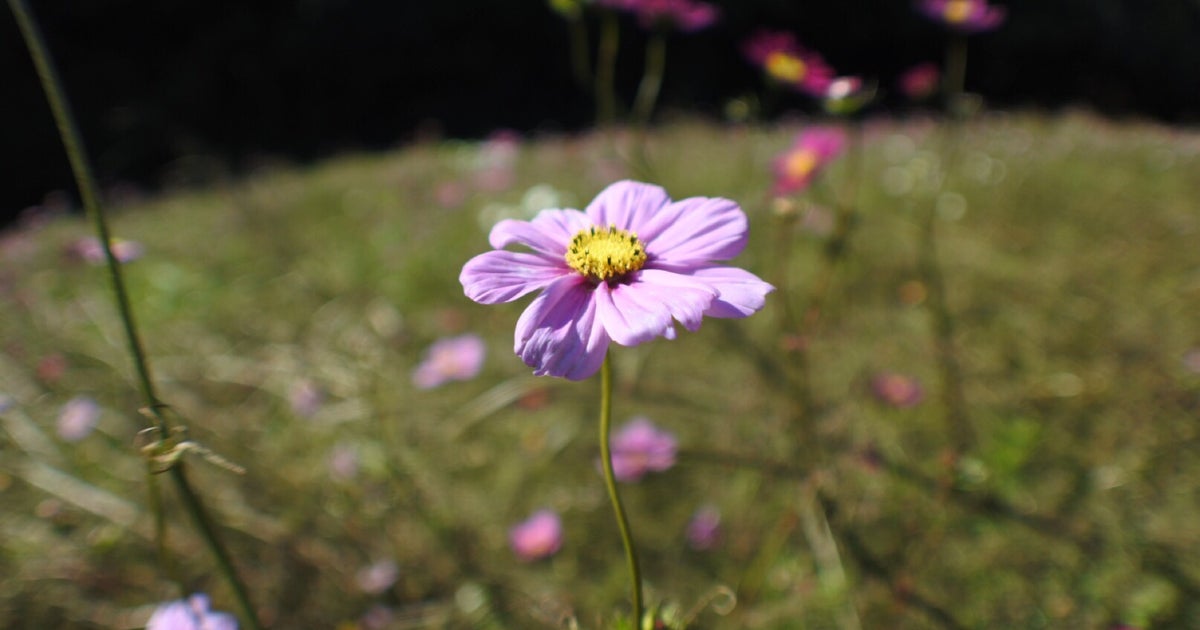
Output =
[
  {"x1": 584, "y1": 180, "x2": 671, "y2": 232},
  {"x1": 594, "y1": 281, "x2": 676, "y2": 346},
  {"x1": 489, "y1": 209, "x2": 590, "y2": 259},
  {"x1": 633, "y1": 269, "x2": 718, "y2": 332},
  {"x1": 461, "y1": 251, "x2": 568, "y2": 304},
  {"x1": 641, "y1": 196, "x2": 749, "y2": 265},
  {"x1": 689, "y1": 266, "x2": 775, "y2": 318},
  {"x1": 515, "y1": 276, "x2": 610, "y2": 380}
]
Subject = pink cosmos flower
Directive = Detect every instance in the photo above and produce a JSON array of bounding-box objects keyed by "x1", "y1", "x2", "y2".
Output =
[
  {"x1": 460, "y1": 180, "x2": 773, "y2": 381},
  {"x1": 355, "y1": 560, "x2": 400, "y2": 595},
  {"x1": 870, "y1": 372, "x2": 925, "y2": 408},
  {"x1": 686, "y1": 505, "x2": 721, "y2": 550},
  {"x1": 608, "y1": 417, "x2": 677, "y2": 482},
  {"x1": 772, "y1": 127, "x2": 847, "y2": 196},
  {"x1": 602, "y1": 0, "x2": 719, "y2": 32},
  {"x1": 899, "y1": 62, "x2": 941, "y2": 101},
  {"x1": 57, "y1": 396, "x2": 100, "y2": 442},
  {"x1": 68, "y1": 236, "x2": 144, "y2": 265},
  {"x1": 823, "y1": 76, "x2": 874, "y2": 115},
  {"x1": 917, "y1": 0, "x2": 1006, "y2": 33},
  {"x1": 289, "y1": 379, "x2": 324, "y2": 418},
  {"x1": 412, "y1": 334, "x2": 487, "y2": 389},
  {"x1": 509, "y1": 509, "x2": 563, "y2": 561},
  {"x1": 743, "y1": 30, "x2": 835, "y2": 98},
  {"x1": 147, "y1": 593, "x2": 238, "y2": 630}
]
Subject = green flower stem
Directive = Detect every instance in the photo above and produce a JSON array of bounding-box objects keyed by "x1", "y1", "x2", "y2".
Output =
[
  {"x1": 567, "y1": 13, "x2": 592, "y2": 94},
  {"x1": 632, "y1": 31, "x2": 667, "y2": 129},
  {"x1": 944, "y1": 34, "x2": 968, "y2": 117},
  {"x1": 598, "y1": 353, "x2": 644, "y2": 625},
  {"x1": 595, "y1": 10, "x2": 621, "y2": 126},
  {"x1": 8, "y1": 2, "x2": 262, "y2": 627}
]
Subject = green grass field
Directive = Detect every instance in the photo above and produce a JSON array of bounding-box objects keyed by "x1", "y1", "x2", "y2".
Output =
[{"x1": 2, "y1": 112, "x2": 1199, "y2": 629}]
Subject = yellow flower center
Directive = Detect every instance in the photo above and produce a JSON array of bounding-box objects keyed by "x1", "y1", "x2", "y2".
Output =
[
  {"x1": 943, "y1": 0, "x2": 972, "y2": 23},
  {"x1": 784, "y1": 149, "x2": 818, "y2": 181},
  {"x1": 565, "y1": 225, "x2": 647, "y2": 282},
  {"x1": 765, "y1": 51, "x2": 807, "y2": 83}
]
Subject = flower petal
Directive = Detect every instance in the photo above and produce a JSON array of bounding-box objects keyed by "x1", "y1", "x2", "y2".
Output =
[
  {"x1": 584, "y1": 180, "x2": 671, "y2": 232},
  {"x1": 594, "y1": 281, "x2": 676, "y2": 346},
  {"x1": 642, "y1": 196, "x2": 749, "y2": 265},
  {"x1": 461, "y1": 251, "x2": 567, "y2": 304},
  {"x1": 515, "y1": 275, "x2": 610, "y2": 380},
  {"x1": 632, "y1": 269, "x2": 718, "y2": 332},
  {"x1": 490, "y1": 208, "x2": 590, "y2": 259},
  {"x1": 689, "y1": 266, "x2": 775, "y2": 318}
]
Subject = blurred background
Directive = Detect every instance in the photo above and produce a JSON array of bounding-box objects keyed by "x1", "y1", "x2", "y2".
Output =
[{"x1": 3, "y1": 0, "x2": 1199, "y2": 226}]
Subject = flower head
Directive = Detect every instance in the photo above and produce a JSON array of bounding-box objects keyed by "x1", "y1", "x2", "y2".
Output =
[
  {"x1": 509, "y1": 509, "x2": 563, "y2": 561},
  {"x1": 68, "y1": 236, "x2": 144, "y2": 265},
  {"x1": 823, "y1": 76, "x2": 875, "y2": 116},
  {"x1": 917, "y1": 0, "x2": 1006, "y2": 33},
  {"x1": 147, "y1": 593, "x2": 238, "y2": 630},
  {"x1": 289, "y1": 379, "x2": 324, "y2": 417},
  {"x1": 608, "y1": 417, "x2": 677, "y2": 482},
  {"x1": 870, "y1": 372, "x2": 925, "y2": 408},
  {"x1": 603, "y1": 0, "x2": 719, "y2": 32},
  {"x1": 57, "y1": 396, "x2": 100, "y2": 442},
  {"x1": 460, "y1": 181, "x2": 773, "y2": 380},
  {"x1": 899, "y1": 62, "x2": 941, "y2": 101},
  {"x1": 743, "y1": 30, "x2": 835, "y2": 98},
  {"x1": 772, "y1": 127, "x2": 847, "y2": 196},
  {"x1": 686, "y1": 505, "x2": 721, "y2": 550},
  {"x1": 412, "y1": 334, "x2": 487, "y2": 389}
]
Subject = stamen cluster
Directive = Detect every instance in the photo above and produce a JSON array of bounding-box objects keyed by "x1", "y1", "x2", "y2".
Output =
[{"x1": 566, "y1": 225, "x2": 648, "y2": 282}]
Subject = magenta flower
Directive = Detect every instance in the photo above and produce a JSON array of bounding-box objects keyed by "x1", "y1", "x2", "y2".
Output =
[
  {"x1": 743, "y1": 30, "x2": 835, "y2": 98},
  {"x1": 57, "y1": 396, "x2": 100, "y2": 442},
  {"x1": 68, "y1": 236, "x2": 144, "y2": 265},
  {"x1": 603, "y1": 0, "x2": 719, "y2": 32},
  {"x1": 823, "y1": 76, "x2": 874, "y2": 115},
  {"x1": 509, "y1": 509, "x2": 564, "y2": 561},
  {"x1": 899, "y1": 62, "x2": 941, "y2": 101},
  {"x1": 412, "y1": 334, "x2": 486, "y2": 389},
  {"x1": 772, "y1": 127, "x2": 847, "y2": 196},
  {"x1": 917, "y1": 0, "x2": 1006, "y2": 33},
  {"x1": 870, "y1": 372, "x2": 925, "y2": 408},
  {"x1": 460, "y1": 181, "x2": 773, "y2": 380},
  {"x1": 608, "y1": 417, "x2": 677, "y2": 482},
  {"x1": 147, "y1": 593, "x2": 238, "y2": 630},
  {"x1": 686, "y1": 505, "x2": 721, "y2": 550}
]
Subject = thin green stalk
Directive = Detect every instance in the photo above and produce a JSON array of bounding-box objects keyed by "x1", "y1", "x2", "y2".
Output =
[
  {"x1": 567, "y1": 13, "x2": 592, "y2": 94},
  {"x1": 943, "y1": 34, "x2": 968, "y2": 118},
  {"x1": 597, "y1": 353, "x2": 644, "y2": 625},
  {"x1": 8, "y1": 2, "x2": 262, "y2": 627},
  {"x1": 632, "y1": 31, "x2": 666, "y2": 129},
  {"x1": 595, "y1": 10, "x2": 621, "y2": 126}
]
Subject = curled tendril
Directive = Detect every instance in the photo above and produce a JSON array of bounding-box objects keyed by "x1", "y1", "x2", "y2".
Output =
[
  {"x1": 682, "y1": 585, "x2": 737, "y2": 624},
  {"x1": 135, "y1": 411, "x2": 245, "y2": 475}
]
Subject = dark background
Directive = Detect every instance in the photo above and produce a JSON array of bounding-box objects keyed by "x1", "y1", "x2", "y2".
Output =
[{"x1": 3, "y1": 0, "x2": 1199, "y2": 227}]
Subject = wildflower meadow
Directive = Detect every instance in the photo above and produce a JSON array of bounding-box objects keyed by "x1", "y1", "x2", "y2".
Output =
[{"x1": 3, "y1": 1, "x2": 1200, "y2": 628}]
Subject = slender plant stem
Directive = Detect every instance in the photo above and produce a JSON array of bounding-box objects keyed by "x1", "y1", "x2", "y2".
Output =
[
  {"x1": 597, "y1": 353, "x2": 644, "y2": 625},
  {"x1": 8, "y1": 2, "x2": 262, "y2": 627},
  {"x1": 943, "y1": 34, "x2": 968, "y2": 117},
  {"x1": 632, "y1": 31, "x2": 666, "y2": 129},
  {"x1": 595, "y1": 10, "x2": 621, "y2": 127},
  {"x1": 567, "y1": 12, "x2": 592, "y2": 94}
]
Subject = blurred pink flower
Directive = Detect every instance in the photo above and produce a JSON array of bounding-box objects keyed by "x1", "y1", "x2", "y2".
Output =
[
  {"x1": 434, "y1": 181, "x2": 469, "y2": 209},
  {"x1": 686, "y1": 505, "x2": 721, "y2": 550},
  {"x1": 289, "y1": 379, "x2": 324, "y2": 418},
  {"x1": 743, "y1": 30, "x2": 835, "y2": 97},
  {"x1": 823, "y1": 76, "x2": 874, "y2": 115},
  {"x1": 871, "y1": 372, "x2": 925, "y2": 408},
  {"x1": 328, "y1": 443, "x2": 360, "y2": 481},
  {"x1": 917, "y1": 0, "x2": 1006, "y2": 33},
  {"x1": 509, "y1": 509, "x2": 563, "y2": 561},
  {"x1": 772, "y1": 127, "x2": 847, "y2": 196},
  {"x1": 412, "y1": 334, "x2": 486, "y2": 389},
  {"x1": 607, "y1": 417, "x2": 677, "y2": 482},
  {"x1": 57, "y1": 396, "x2": 100, "y2": 442},
  {"x1": 68, "y1": 236, "x2": 144, "y2": 265},
  {"x1": 899, "y1": 62, "x2": 941, "y2": 101},
  {"x1": 147, "y1": 593, "x2": 238, "y2": 630},
  {"x1": 603, "y1": 0, "x2": 719, "y2": 32},
  {"x1": 355, "y1": 560, "x2": 400, "y2": 595}
]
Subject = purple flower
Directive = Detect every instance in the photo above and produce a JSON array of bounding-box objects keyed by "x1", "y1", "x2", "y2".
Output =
[
  {"x1": 743, "y1": 30, "x2": 835, "y2": 98},
  {"x1": 328, "y1": 443, "x2": 360, "y2": 481},
  {"x1": 509, "y1": 509, "x2": 563, "y2": 561},
  {"x1": 823, "y1": 76, "x2": 874, "y2": 115},
  {"x1": 772, "y1": 127, "x2": 847, "y2": 196},
  {"x1": 57, "y1": 396, "x2": 100, "y2": 442},
  {"x1": 899, "y1": 62, "x2": 941, "y2": 101},
  {"x1": 608, "y1": 417, "x2": 677, "y2": 482},
  {"x1": 355, "y1": 560, "x2": 400, "y2": 595},
  {"x1": 917, "y1": 0, "x2": 1006, "y2": 33},
  {"x1": 686, "y1": 505, "x2": 721, "y2": 550},
  {"x1": 603, "y1": 0, "x2": 719, "y2": 32},
  {"x1": 460, "y1": 180, "x2": 773, "y2": 381},
  {"x1": 68, "y1": 236, "x2": 144, "y2": 265},
  {"x1": 870, "y1": 372, "x2": 925, "y2": 408},
  {"x1": 412, "y1": 334, "x2": 487, "y2": 389},
  {"x1": 289, "y1": 379, "x2": 324, "y2": 418},
  {"x1": 147, "y1": 593, "x2": 238, "y2": 630}
]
